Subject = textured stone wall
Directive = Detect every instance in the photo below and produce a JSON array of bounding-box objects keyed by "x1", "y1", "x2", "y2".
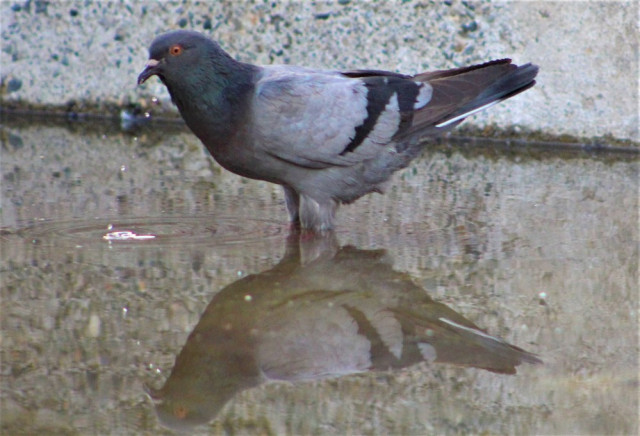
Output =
[{"x1": 1, "y1": 1, "x2": 638, "y2": 142}]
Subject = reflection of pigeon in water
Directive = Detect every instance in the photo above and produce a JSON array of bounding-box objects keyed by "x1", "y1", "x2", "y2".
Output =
[
  {"x1": 138, "y1": 30, "x2": 538, "y2": 230},
  {"x1": 146, "y1": 232, "x2": 541, "y2": 430}
]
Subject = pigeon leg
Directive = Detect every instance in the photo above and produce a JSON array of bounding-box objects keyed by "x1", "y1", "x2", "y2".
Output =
[
  {"x1": 283, "y1": 185, "x2": 300, "y2": 224},
  {"x1": 299, "y1": 195, "x2": 338, "y2": 231}
]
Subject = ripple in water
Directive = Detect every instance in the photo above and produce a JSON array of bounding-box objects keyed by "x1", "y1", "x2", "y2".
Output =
[{"x1": 14, "y1": 215, "x2": 287, "y2": 248}]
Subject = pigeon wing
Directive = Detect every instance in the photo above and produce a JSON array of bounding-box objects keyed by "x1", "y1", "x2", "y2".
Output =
[{"x1": 250, "y1": 66, "x2": 429, "y2": 169}]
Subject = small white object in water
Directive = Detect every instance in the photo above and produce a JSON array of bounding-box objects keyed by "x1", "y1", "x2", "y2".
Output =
[{"x1": 103, "y1": 231, "x2": 156, "y2": 241}]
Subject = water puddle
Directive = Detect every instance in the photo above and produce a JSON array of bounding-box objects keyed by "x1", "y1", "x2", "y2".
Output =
[{"x1": 1, "y1": 117, "x2": 638, "y2": 435}]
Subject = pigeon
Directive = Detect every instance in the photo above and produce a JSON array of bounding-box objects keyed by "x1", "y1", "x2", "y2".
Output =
[{"x1": 138, "y1": 30, "x2": 538, "y2": 230}]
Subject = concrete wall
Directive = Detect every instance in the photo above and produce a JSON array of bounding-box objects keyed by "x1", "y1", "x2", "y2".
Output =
[{"x1": 1, "y1": 1, "x2": 638, "y2": 143}]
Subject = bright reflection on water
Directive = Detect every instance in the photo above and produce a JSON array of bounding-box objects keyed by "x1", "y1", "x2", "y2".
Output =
[{"x1": 1, "y1": 117, "x2": 638, "y2": 435}]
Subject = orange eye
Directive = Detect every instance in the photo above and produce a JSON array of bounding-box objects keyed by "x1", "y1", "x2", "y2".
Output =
[{"x1": 169, "y1": 45, "x2": 183, "y2": 56}]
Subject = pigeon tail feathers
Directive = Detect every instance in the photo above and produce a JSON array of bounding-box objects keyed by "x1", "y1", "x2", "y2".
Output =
[{"x1": 401, "y1": 59, "x2": 538, "y2": 138}]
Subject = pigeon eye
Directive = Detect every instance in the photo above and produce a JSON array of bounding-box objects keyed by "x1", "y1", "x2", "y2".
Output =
[{"x1": 169, "y1": 45, "x2": 183, "y2": 56}]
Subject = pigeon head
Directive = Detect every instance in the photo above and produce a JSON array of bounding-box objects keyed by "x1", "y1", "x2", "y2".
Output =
[
  {"x1": 139, "y1": 30, "x2": 246, "y2": 95},
  {"x1": 138, "y1": 30, "x2": 258, "y2": 150}
]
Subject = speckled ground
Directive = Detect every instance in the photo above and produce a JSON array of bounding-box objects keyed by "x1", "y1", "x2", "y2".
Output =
[{"x1": 1, "y1": 1, "x2": 638, "y2": 142}]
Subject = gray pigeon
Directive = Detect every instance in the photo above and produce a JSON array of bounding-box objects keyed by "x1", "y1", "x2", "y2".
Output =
[{"x1": 138, "y1": 30, "x2": 538, "y2": 230}]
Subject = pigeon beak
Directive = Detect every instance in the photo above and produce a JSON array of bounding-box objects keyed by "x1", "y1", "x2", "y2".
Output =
[{"x1": 137, "y1": 59, "x2": 160, "y2": 85}]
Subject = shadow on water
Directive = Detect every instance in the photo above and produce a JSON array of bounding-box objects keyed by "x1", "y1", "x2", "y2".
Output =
[{"x1": 1, "y1": 115, "x2": 638, "y2": 435}]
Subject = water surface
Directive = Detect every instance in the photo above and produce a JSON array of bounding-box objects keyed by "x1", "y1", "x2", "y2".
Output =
[{"x1": 1, "y1": 117, "x2": 638, "y2": 435}]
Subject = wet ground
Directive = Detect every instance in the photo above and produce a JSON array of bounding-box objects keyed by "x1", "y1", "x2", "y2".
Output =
[{"x1": 1, "y1": 116, "x2": 638, "y2": 435}]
